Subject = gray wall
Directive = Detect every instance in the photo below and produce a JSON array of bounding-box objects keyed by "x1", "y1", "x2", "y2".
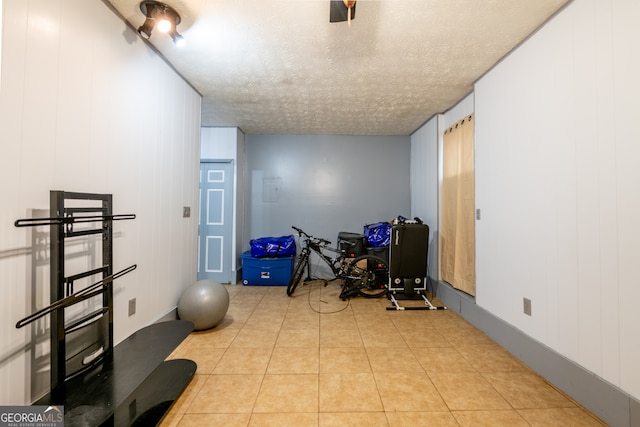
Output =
[{"x1": 244, "y1": 134, "x2": 410, "y2": 271}]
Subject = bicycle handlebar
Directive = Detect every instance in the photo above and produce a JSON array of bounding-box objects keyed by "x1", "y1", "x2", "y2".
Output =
[{"x1": 291, "y1": 226, "x2": 331, "y2": 246}]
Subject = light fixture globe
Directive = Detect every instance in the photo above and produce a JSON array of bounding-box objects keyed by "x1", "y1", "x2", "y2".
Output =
[
  {"x1": 157, "y1": 18, "x2": 172, "y2": 33},
  {"x1": 138, "y1": 1, "x2": 184, "y2": 45}
]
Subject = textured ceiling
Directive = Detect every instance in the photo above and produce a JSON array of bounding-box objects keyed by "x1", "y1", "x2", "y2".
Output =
[{"x1": 107, "y1": 0, "x2": 570, "y2": 135}]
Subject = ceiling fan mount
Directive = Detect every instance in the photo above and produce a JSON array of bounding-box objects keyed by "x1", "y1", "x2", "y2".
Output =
[{"x1": 330, "y1": 0, "x2": 356, "y2": 24}]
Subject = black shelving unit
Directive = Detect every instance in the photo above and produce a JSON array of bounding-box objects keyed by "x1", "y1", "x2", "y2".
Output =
[{"x1": 15, "y1": 191, "x2": 196, "y2": 426}]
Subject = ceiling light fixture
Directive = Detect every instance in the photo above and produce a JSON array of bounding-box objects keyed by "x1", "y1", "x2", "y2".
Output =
[{"x1": 138, "y1": 1, "x2": 185, "y2": 46}]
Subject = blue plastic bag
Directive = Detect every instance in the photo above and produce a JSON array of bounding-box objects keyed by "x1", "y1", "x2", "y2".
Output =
[
  {"x1": 250, "y1": 235, "x2": 296, "y2": 258},
  {"x1": 363, "y1": 222, "x2": 391, "y2": 247}
]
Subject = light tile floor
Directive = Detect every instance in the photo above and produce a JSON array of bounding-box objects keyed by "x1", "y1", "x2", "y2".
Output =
[{"x1": 160, "y1": 281, "x2": 606, "y2": 427}]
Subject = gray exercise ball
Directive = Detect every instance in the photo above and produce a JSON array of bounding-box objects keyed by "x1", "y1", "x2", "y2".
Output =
[{"x1": 178, "y1": 280, "x2": 229, "y2": 330}]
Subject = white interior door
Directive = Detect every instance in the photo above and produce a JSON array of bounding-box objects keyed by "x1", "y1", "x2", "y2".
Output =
[{"x1": 198, "y1": 161, "x2": 233, "y2": 283}]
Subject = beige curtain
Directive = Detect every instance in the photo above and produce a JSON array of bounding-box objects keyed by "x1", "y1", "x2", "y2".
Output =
[{"x1": 441, "y1": 114, "x2": 475, "y2": 296}]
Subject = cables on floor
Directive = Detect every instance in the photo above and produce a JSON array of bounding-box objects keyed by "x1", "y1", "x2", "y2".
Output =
[{"x1": 300, "y1": 279, "x2": 351, "y2": 314}]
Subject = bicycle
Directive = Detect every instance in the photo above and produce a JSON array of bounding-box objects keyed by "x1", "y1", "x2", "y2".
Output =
[{"x1": 286, "y1": 226, "x2": 389, "y2": 300}]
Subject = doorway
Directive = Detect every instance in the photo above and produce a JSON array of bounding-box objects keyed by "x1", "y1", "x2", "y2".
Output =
[{"x1": 198, "y1": 161, "x2": 234, "y2": 283}]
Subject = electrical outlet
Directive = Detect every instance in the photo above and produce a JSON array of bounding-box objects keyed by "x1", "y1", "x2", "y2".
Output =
[
  {"x1": 128, "y1": 298, "x2": 136, "y2": 316},
  {"x1": 523, "y1": 298, "x2": 532, "y2": 316}
]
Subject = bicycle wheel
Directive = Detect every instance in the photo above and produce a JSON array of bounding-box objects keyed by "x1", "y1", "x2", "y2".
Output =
[
  {"x1": 345, "y1": 255, "x2": 389, "y2": 298},
  {"x1": 287, "y1": 251, "x2": 309, "y2": 296}
]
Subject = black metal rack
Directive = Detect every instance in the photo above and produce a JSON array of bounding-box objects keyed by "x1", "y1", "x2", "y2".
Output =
[
  {"x1": 15, "y1": 191, "x2": 196, "y2": 426},
  {"x1": 15, "y1": 191, "x2": 135, "y2": 390}
]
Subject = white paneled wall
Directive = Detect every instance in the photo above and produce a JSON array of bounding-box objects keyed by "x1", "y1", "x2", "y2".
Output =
[
  {"x1": 475, "y1": 0, "x2": 639, "y2": 399},
  {"x1": 0, "y1": 0, "x2": 201, "y2": 404},
  {"x1": 410, "y1": 116, "x2": 441, "y2": 277},
  {"x1": 443, "y1": 94, "x2": 474, "y2": 128}
]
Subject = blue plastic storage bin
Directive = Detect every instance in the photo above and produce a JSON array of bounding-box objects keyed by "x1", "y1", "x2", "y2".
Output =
[{"x1": 241, "y1": 251, "x2": 294, "y2": 286}]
